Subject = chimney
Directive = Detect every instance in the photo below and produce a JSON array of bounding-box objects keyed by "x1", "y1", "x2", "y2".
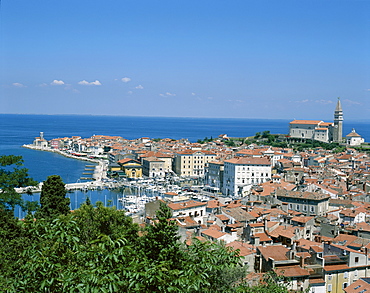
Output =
[
  {"x1": 264, "y1": 218, "x2": 268, "y2": 232},
  {"x1": 254, "y1": 236, "x2": 260, "y2": 246},
  {"x1": 292, "y1": 241, "x2": 297, "y2": 252},
  {"x1": 300, "y1": 255, "x2": 305, "y2": 267},
  {"x1": 281, "y1": 202, "x2": 288, "y2": 213}
]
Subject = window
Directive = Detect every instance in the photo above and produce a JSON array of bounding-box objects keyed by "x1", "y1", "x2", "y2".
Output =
[
  {"x1": 328, "y1": 284, "x2": 332, "y2": 292},
  {"x1": 328, "y1": 274, "x2": 332, "y2": 281},
  {"x1": 355, "y1": 257, "x2": 359, "y2": 263},
  {"x1": 343, "y1": 282, "x2": 348, "y2": 289},
  {"x1": 296, "y1": 204, "x2": 300, "y2": 211},
  {"x1": 344, "y1": 271, "x2": 348, "y2": 279}
]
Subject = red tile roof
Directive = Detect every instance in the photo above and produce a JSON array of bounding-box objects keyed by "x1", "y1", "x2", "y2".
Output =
[
  {"x1": 257, "y1": 245, "x2": 289, "y2": 261},
  {"x1": 168, "y1": 200, "x2": 207, "y2": 211},
  {"x1": 274, "y1": 265, "x2": 310, "y2": 277}
]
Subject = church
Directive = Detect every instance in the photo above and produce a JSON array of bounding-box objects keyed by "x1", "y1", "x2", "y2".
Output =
[{"x1": 288, "y1": 98, "x2": 343, "y2": 143}]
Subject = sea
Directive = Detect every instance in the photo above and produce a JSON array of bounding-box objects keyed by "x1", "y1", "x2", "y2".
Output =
[{"x1": 1, "y1": 114, "x2": 369, "y2": 218}]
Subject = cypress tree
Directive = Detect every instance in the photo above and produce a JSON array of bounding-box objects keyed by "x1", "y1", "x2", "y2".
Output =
[{"x1": 36, "y1": 175, "x2": 70, "y2": 220}]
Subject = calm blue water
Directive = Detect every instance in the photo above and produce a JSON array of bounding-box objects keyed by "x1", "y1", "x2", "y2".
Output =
[
  {"x1": 1, "y1": 114, "x2": 369, "y2": 182},
  {"x1": 1, "y1": 114, "x2": 369, "y2": 217}
]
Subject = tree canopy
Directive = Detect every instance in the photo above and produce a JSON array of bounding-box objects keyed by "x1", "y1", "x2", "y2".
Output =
[
  {"x1": 35, "y1": 175, "x2": 70, "y2": 220},
  {"x1": 0, "y1": 199, "x2": 294, "y2": 292},
  {"x1": 0, "y1": 155, "x2": 37, "y2": 212},
  {"x1": 0, "y1": 156, "x2": 291, "y2": 292}
]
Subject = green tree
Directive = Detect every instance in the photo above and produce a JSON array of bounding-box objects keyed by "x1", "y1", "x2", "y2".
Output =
[
  {"x1": 2, "y1": 201, "x2": 254, "y2": 292},
  {"x1": 0, "y1": 155, "x2": 37, "y2": 290},
  {"x1": 262, "y1": 130, "x2": 270, "y2": 138},
  {"x1": 35, "y1": 175, "x2": 70, "y2": 220},
  {"x1": 180, "y1": 239, "x2": 245, "y2": 292},
  {"x1": 141, "y1": 202, "x2": 181, "y2": 262},
  {"x1": 0, "y1": 155, "x2": 37, "y2": 212},
  {"x1": 72, "y1": 201, "x2": 139, "y2": 245},
  {"x1": 225, "y1": 140, "x2": 236, "y2": 147},
  {"x1": 12, "y1": 216, "x2": 130, "y2": 292}
]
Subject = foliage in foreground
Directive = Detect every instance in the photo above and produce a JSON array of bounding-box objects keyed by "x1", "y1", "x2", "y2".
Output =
[
  {"x1": 0, "y1": 202, "x2": 254, "y2": 292},
  {"x1": 0, "y1": 155, "x2": 291, "y2": 292},
  {"x1": 35, "y1": 175, "x2": 70, "y2": 220},
  {"x1": 0, "y1": 155, "x2": 37, "y2": 212}
]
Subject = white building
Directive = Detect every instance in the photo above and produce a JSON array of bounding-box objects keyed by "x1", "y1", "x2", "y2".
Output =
[
  {"x1": 168, "y1": 200, "x2": 207, "y2": 224},
  {"x1": 289, "y1": 120, "x2": 333, "y2": 142},
  {"x1": 346, "y1": 129, "x2": 364, "y2": 146},
  {"x1": 223, "y1": 157, "x2": 271, "y2": 197},
  {"x1": 288, "y1": 98, "x2": 343, "y2": 143}
]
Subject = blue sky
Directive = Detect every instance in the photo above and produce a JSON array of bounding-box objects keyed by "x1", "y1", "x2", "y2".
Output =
[{"x1": 0, "y1": 0, "x2": 369, "y2": 120}]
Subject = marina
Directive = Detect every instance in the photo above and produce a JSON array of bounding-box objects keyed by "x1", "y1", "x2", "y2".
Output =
[{"x1": 15, "y1": 172, "x2": 213, "y2": 219}]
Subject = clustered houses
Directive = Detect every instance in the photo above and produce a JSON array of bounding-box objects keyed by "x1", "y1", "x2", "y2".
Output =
[
  {"x1": 144, "y1": 142, "x2": 369, "y2": 293},
  {"x1": 32, "y1": 116, "x2": 369, "y2": 292}
]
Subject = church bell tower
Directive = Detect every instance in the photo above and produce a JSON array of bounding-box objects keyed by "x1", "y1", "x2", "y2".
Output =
[{"x1": 333, "y1": 97, "x2": 343, "y2": 143}]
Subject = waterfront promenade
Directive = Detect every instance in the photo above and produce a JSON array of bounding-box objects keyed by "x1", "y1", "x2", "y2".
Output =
[{"x1": 19, "y1": 144, "x2": 109, "y2": 192}]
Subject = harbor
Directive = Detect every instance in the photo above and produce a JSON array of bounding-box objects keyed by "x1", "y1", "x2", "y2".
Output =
[
  {"x1": 16, "y1": 176, "x2": 215, "y2": 220},
  {"x1": 17, "y1": 142, "x2": 212, "y2": 219}
]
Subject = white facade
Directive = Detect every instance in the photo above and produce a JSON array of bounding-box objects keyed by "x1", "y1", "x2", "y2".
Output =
[
  {"x1": 288, "y1": 98, "x2": 344, "y2": 144},
  {"x1": 142, "y1": 158, "x2": 166, "y2": 178},
  {"x1": 346, "y1": 129, "x2": 364, "y2": 146},
  {"x1": 289, "y1": 120, "x2": 333, "y2": 143},
  {"x1": 223, "y1": 157, "x2": 271, "y2": 197},
  {"x1": 168, "y1": 200, "x2": 207, "y2": 223}
]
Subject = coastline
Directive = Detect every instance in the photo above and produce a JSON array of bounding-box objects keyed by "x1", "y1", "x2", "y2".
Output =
[{"x1": 22, "y1": 144, "x2": 107, "y2": 182}]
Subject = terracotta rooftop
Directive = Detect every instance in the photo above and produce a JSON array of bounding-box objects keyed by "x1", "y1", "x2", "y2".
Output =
[
  {"x1": 345, "y1": 278, "x2": 370, "y2": 293},
  {"x1": 289, "y1": 120, "x2": 323, "y2": 125},
  {"x1": 274, "y1": 265, "x2": 310, "y2": 277},
  {"x1": 224, "y1": 157, "x2": 271, "y2": 166},
  {"x1": 226, "y1": 241, "x2": 256, "y2": 257},
  {"x1": 257, "y1": 245, "x2": 289, "y2": 261},
  {"x1": 276, "y1": 189, "x2": 330, "y2": 201},
  {"x1": 201, "y1": 228, "x2": 227, "y2": 239},
  {"x1": 168, "y1": 200, "x2": 207, "y2": 211},
  {"x1": 324, "y1": 264, "x2": 350, "y2": 272}
]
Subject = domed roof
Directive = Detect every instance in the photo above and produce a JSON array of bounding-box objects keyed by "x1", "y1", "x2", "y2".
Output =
[{"x1": 346, "y1": 128, "x2": 361, "y2": 137}]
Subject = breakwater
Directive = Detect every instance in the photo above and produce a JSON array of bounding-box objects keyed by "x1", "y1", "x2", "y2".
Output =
[{"x1": 21, "y1": 144, "x2": 107, "y2": 183}]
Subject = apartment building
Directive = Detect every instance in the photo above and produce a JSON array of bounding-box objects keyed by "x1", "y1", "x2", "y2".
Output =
[
  {"x1": 275, "y1": 189, "x2": 330, "y2": 217},
  {"x1": 222, "y1": 157, "x2": 271, "y2": 197},
  {"x1": 205, "y1": 161, "x2": 224, "y2": 190},
  {"x1": 173, "y1": 150, "x2": 216, "y2": 177}
]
